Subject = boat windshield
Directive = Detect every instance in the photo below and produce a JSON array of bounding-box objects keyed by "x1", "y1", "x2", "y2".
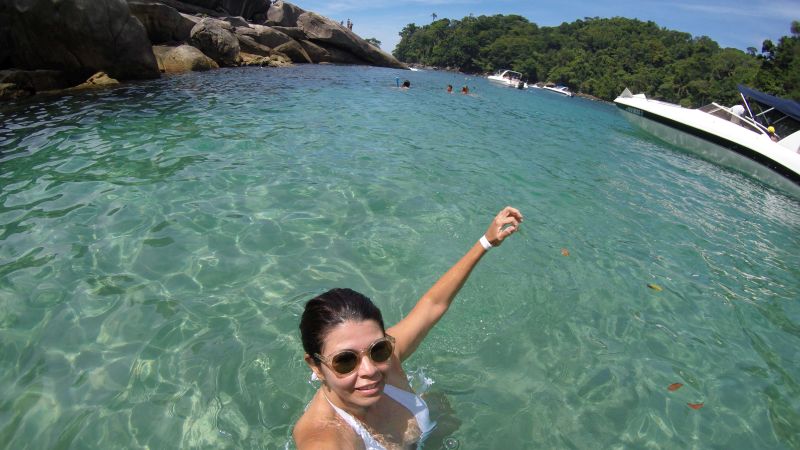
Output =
[{"x1": 698, "y1": 103, "x2": 765, "y2": 135}]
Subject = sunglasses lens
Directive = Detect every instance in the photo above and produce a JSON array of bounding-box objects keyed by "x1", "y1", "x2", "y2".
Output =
[
  {"x1": 370, "y1": 339, "x2": 393, "y2": 363},
  {"x1": 331, "y1": 352, "x2": 358, "y2": 374}
]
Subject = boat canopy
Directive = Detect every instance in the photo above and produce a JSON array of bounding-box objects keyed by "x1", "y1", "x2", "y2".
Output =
[{"x1": 738, "y1": 85, "x2": 800, "y2": 122}]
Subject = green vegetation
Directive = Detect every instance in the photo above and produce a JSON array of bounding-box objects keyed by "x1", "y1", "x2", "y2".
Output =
[
  {"x1": 394, "y1": 16, "x2": 799, "y2": 107},
  {"x1": 365, "y1": 37, "x2": 382, "y2": 48}
]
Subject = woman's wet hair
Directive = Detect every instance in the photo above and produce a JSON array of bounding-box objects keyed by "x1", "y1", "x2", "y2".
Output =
[{"x1": 300, "y1": 288, "x2": 385, "y2": 363}]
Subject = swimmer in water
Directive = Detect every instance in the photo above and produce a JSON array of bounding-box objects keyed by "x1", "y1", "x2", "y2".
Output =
[
  {"x1": 293, "y1": 207, "x2": 523, "y2": 450},
  {"x1": 461, "y1": 85, "x2": 469, "y2": 94},
  {"x1": 401, "y1": 80, "x2": 411, "y2": 89},
  {"x1": 447, "y1": 84, "x2": 453, "y2": 93}
]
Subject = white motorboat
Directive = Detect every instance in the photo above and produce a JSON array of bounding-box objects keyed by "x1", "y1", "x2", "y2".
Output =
[
  {"x1": 539, "y1": 84, "x2": 573, "y2": 97},
  {"x1": 487, "y1": 69, "x2": 527, "y2": 89},
  {"x1": 614, "y1": 85, "x2": 800, "y2": 197}
]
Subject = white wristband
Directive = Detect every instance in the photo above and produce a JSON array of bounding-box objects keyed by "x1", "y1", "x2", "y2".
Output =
[{"x1": 479, "y1": 235, "x2": 493, "y2": 250}]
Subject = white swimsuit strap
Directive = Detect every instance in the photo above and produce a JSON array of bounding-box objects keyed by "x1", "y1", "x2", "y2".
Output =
[{"x1": 383, "y1": 384, "x2": 437, "y2": 435}]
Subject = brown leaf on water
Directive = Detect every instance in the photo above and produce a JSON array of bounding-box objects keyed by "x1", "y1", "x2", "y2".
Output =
[
  {"x1": 687, "y1": 402, "x2": 704, "y2": 410},
  {"x1": 561, "y1": 248, "x2": 570, "y2": 257},
  {"x1": 647, "y1": 283, "x2": 663, "y2": 292},
  {"x1": 667, "y1": 383, "x2": 683, "y2": 391}
]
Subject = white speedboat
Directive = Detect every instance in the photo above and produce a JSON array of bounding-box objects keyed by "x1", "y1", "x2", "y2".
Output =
[
  {"x1": 487, "y1": 69, "x2": 527, "y2": 89},
  {"x1": 540, "y1": 84, "x2": 573, "y2": 97},
  {"x1": 614, "y1": 85, "x2": 800, "y2": 196}
]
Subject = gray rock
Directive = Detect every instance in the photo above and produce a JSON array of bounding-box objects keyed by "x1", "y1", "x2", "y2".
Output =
[
  {"x1": 128, "y1": 1, "x2": 196, "y2": 44},
  {"x1": 298, "y1": 40, "x2": 330, "y2": 64},
  {"x1": 235, "y1": 24, "x2": 293, "y2": 48},
  {"x1": 219, "y1": 0, "x2": 268, "y2": 20},
  {"x1": 0, "y1": 82, "x2": 33, "y2": 100},
  {"x1": 71, "y1": 71, "x2": 120, "y2": 89},
  {"x1": 273, "y1": 40, "x2": 311, "y2": 64},
  {"x1": 0, "y1": 0, "x2": 159, "y2": 80},
  {"x1": 240, "y1": 52, "x2": 291, "y2": 67},
  {"x1": 132, "y1": 0, "x2": 222, "y2": 16},
  {"x1": 236, "y1": 35, "x2": 271, "y2": 56},
  {"x1": 266, "y1": 0, "x2": 305, "y2": 27},
  {"x1": 0, "y1": 69, "x2": 72, "y2": 92},
  {"x1": 189, "y1": 18, "x2": 241, "y2": 66},
  {"x1": 164, "y1": 0, "x2": 268, "y2": 20},
  {"x1": 314, "y1": 42, "x2": 368, "y2": 65},
  {"x1": 153, "y1": 44, "x2": 219, "y2": 72},
  {"x1": 296, "y1": 12, "x2": 406, "y2": 69},
  {"x1": 270, "y1": 26, "x2": 307, "y2": 41}
]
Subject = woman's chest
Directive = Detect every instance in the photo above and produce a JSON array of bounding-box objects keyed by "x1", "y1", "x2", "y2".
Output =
[{"x1": 362, "y1": 395, "x2": 421, "y2": 449}]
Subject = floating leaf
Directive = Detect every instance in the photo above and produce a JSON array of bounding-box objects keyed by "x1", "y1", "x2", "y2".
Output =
[
  {"x1": 561, "y1": 248, "x2": 570, "y2": 257},
  {"x1": 647, "y1": 283, "x2": 663, "y2": 292},
  {"x1": 668, "y1": 383, "x2": 683, "y2": 391},
  {"x1": 687, "y1": 402, "x2": 704, "y2": 410}
]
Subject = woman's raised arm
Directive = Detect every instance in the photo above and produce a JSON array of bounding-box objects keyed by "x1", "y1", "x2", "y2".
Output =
[{"x1": 387, "y1": 206, "x2": 523, "y2": 361}]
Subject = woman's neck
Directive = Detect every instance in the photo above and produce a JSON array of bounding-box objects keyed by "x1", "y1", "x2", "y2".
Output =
[{"x1": 322, "y1": 387, "x2": 375, "y2": 421}]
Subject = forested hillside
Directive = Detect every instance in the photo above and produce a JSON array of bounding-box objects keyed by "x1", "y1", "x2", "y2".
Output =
[{"x1": 393, "y1": 16, "x2": 799, "y2": 107}]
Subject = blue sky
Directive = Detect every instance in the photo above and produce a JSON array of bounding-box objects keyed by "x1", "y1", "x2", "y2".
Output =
[{"x1": 297, "y1": 0, "x2": 798, "y2": 54}]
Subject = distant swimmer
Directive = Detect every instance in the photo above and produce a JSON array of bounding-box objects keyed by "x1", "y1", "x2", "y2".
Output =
[
  {"x1": 461, "y1": 85, "x2": 469, "y2": 94},
  {"x1": 401, "y1": 80, "x2": 411, "y2": 89},
  {"x1": 447, "y1": 84, "x2": 453, "y2": 93}
]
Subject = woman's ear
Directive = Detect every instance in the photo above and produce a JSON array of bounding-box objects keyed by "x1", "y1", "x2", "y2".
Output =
[{"x1": 304, "y1": 354, "x2": 325, "y2": 382}]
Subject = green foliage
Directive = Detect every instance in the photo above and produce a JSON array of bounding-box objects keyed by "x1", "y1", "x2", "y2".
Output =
[
  {"x1": 393, "y1": 15, "x2": 799, "y2": 105},
  {"x1": 365, "y1": 37, "x2": 382, "y2": 47}
]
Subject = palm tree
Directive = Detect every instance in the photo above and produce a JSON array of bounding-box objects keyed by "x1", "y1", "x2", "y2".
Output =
[{"x1": 431, "y1": 12, "x2": 437, "y2": 22}]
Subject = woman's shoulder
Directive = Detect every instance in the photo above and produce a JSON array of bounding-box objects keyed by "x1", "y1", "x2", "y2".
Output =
[{"x1": 293, "y1": 392, "x2": 361, "y2": 450}]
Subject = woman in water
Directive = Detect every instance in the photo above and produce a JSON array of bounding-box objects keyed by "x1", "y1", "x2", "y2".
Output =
[{"x1": 293, "y1": 207, "x2": 523, "y2": 449}]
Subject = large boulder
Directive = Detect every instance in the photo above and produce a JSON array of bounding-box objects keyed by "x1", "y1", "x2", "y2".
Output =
[
  {"x1": 128, "y1": 1, "x2": 196, "y2": 44},
  {"x1": 298, "y1": 40, "x2": 330, "y2": 64},
  {"x1": 133, "y1": 0, "x2": 221, "y2": 16},
  {"x1": 296, "y1": 12, "x2": 406, "y2": 69},
  {"x1": 269, "y1": 26, "x2": 306, "y2": 41},
  {"x1": 234, "y1": 24, "x2": 293, "y2": 48},
  {"x1": 166, "y1": 0, "x2": 268, "y2": 20},
  {"x1": 0, "y1": 69, "x2": 72, "y2": 92},
  {"x1": 189, "y1": 18, "x2": 240, "y2": 66},
  {"x1": 266, "y1": 0, "x2": 304, "y2": 27},
  {"x1": 0, "y1": 0, "x2": 159, "y2": 80},
  {"x1": 218, "y1": 0, "x2": 268, "y2": 20},
  {"x1": 273, "y1": 40, "x2": 311, "y2": 64},
  {"x1": 153, "y1": 44, "x2": 218, "y2": 73}
]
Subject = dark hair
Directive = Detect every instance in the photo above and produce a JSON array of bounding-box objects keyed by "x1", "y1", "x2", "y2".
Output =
[
  {"x1": 402, "y1": 80, "x2": 410, "y2": 88},
  {"x1": 300, "y1": 288, "x2": 385, "y2": 363}
]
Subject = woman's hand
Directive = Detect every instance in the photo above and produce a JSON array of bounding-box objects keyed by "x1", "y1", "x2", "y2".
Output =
[{"x1": 484, "y1": 206, "x2": 523, "y2": 246}]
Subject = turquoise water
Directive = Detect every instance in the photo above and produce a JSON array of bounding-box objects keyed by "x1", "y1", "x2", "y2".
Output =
[{"x1": 1, "y1": 65, "x2": 799, "y2": 449}]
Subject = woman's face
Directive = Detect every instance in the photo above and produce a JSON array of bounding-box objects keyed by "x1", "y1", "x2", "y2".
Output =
[{"x1": 313, "y1": 320, "x2": 390, "y2": 409}]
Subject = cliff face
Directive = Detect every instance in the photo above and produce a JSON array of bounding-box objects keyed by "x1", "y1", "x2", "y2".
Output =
[{"x1": 0, "y1": 0, "x2": 407, "y2": 99}]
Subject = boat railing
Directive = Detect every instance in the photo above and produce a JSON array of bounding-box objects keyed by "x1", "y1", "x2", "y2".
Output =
[{"x1": 699, "y1": 103, "x2": 766, "y2": 136}]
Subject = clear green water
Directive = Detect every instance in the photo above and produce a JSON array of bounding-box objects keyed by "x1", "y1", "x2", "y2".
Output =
[{"x1": 1, "y1": 65, "x2": 799, "y2": 449}]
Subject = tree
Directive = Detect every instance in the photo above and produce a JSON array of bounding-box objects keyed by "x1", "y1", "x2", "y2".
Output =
[
  {"x1": 392, "y1": 14, "x2": 797, "y2": 105},
  {"x1": 365, "y1": 37, "x2": 381, "y2": 48}
]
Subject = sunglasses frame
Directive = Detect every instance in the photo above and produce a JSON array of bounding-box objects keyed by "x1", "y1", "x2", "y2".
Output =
[{"x1": 314, "y1": 335, "x2": 396, "y2": 376}]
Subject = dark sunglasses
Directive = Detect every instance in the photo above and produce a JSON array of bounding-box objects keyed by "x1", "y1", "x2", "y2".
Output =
[{"x1": 315, "y1": 335, "x2": 395, "y2": 375}]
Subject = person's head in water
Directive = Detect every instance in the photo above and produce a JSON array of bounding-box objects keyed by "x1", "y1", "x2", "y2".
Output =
[
  {"x1": 300, "y1": 288, "x2": 385, "y2": 363},
  {"x1": 447, "y1": 84, "x2": 453, "y2": 93},
  {"x1": 300, "y1": 288, "x2": 391, "y2": 411},
  {"x1": 402, "y1": 80, "x2": 411, "y2": 88},
  {"x1": 461, "y1": 85, "x2": 469, "y2": 94}
]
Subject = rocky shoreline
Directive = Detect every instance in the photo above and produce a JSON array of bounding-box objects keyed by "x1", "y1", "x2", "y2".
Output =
[{"x1": 0, "y1": 0, "x2": 407, "y2": 100}]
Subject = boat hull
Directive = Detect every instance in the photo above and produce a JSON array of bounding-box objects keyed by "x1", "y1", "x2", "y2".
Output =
[{"x1": 616, "y1": 102, "x2": 800, "y2": 197}]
